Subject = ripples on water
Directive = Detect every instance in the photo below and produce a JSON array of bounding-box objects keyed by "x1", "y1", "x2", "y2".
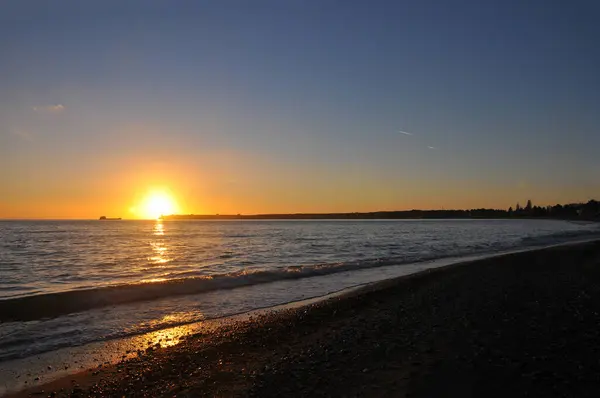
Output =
[
  {"x1": 1, "y1": 219, "x2": 598, "y2": 298},
  {"x1": 0, "y1": 219, "x2": 599, "y2": 360}
]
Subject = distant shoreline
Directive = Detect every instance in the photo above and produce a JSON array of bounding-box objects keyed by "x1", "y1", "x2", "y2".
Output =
[
  {"x1": 162, "y1": 199, "x2": 599, "y2": 220},
  {"x1": 161, "y1": 212, "x2": 598, "y2": 221},
  {"x1": 161, "y1": 211, "x2": 504, "y2": 220},
  {"x1": 1, "y1": 199, "x2": 597, "y2": 221}
]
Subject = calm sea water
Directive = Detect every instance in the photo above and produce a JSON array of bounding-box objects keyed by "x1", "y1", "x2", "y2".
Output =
[{"x1": 1, "y1": 219, "x2": 599, "y2": 361}]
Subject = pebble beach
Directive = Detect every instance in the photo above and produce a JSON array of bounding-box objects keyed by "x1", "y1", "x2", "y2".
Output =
[{"x1": 8, "y1": 240, "x2": 600, "y2": 397}]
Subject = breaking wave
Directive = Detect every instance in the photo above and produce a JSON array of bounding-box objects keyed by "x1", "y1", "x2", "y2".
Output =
[{"x1": 2, "y1": 226, "x2": 599, "y2": 323}]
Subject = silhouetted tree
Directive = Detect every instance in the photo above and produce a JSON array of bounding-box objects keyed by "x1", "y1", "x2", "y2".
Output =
[
  {"x1": 578, "y1": 200, "x2": 600, "y2": 219},
  {"x1": 551, "y1": 204, "x2": 563, "y2": 216},
  {"x1": 532, "y1": 206, "x2": 546, "y2": 217},
  {"x1": 164, "y1": 199, "x2": 598, "y2": 221}
]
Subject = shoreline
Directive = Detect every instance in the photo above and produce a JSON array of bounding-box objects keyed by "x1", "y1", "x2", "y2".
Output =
[
  {"x1": 3, "y1": 237, "x2": 596, "y2": 394},
  {"x1": 0, "y1": 286, "x2": 366, "y2": 396},
  {"x1": 5, "y1": 239, "x2": 600, "y2": 397}
]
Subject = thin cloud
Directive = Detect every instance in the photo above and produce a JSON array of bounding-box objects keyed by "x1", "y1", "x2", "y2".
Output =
[
  {"x1": 427, "y1": 146, "x2": 436, "y2": 149},
  {"x1": 11, "y1": 129, "x2": 33, "y2": 142},
  {"x1": 32, "y1": 104, "x2": 65, "y2": 113},
  {"x1": 399, "y1": 130, "x2": 413, "y2": 136}
]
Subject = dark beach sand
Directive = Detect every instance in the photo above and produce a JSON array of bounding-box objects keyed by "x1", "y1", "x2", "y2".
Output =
[{"x1": 9, "y1": 240, "x2": 600, "y2": 397}]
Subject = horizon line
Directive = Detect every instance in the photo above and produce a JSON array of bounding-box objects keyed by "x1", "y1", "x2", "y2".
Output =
[{"x1": 1, "y1": 200, "x2": 596, "y2": 221}]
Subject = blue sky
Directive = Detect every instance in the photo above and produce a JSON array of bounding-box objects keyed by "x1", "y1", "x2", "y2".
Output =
[{"x1": 1, "y1": 0, "x2": 599, "y2": 217}]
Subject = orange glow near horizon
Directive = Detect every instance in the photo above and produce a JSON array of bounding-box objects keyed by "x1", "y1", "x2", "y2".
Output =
[
  {"x1": 0, "y1": 147, "x2": 596, "y2": 219},
  {"x1": 135, "y1": 190, "x2": 179, "y2": 219}
]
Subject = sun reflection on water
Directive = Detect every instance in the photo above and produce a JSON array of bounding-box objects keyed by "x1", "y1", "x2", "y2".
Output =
[
  {"x1": 149, "y1": 220, "x2": 170, "y2": 265},
  {"x1": 140, "y1": 277, "x2": 168, "y2": 283},
  {"x1": 129, "y1": 314, "x2": 212, "y2": 349},
  {"x1": 153, "y1": 220, "x2": 165, "y2": 236},
  {"x1": 141, "y1": 325, "x2": 187, "y2": 349}
]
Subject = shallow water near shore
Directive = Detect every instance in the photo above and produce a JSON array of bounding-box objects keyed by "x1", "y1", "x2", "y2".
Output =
[
  {"x1": 2, "y1": 238, "x2": 599, "y2": 395},
  {"x1": 0, "y1": 283, "x2": 365, "y2": 396},
  {"x1": 1, "y1": 219, "x2": 600, "y2": 386}
]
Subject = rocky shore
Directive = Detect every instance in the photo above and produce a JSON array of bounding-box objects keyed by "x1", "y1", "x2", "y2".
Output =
[{"x1": 9, "y1": 240, "x2": 600, "y2": 397}]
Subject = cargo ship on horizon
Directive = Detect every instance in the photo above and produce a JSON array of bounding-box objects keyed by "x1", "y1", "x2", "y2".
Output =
[{"x1": 99, "y1": 216, "x2": 122, "y2": 220}]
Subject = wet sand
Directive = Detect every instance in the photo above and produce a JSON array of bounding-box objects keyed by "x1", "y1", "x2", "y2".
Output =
[{"x1": 8, "y1": 240, "x2": 600, "y2": 397}]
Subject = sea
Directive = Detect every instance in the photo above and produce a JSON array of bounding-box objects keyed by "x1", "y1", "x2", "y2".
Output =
[{"x1": 1, "y1": 219, "x2": 600, "y2": 364}]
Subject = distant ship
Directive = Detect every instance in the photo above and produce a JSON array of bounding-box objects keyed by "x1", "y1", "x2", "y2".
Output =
[{"x1": 99, "y1": 216, "x2": 122, "y2": 220}]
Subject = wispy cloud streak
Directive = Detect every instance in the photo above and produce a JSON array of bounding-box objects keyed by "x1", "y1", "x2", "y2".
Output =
[
  {"x1": 399, "y1": 130, "x2": 413, "y2": 136},
  {"x1": 11, "y1": 129, "x2": 33, "y2": 142},
  {"x1": 33, "y1": 104, "x2": 65, "y2": 113}
]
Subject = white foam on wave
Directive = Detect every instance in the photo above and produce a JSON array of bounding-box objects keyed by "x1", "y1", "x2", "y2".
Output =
[{"x1": 2, "y1": 237, "x2": 598, "y2": 396}]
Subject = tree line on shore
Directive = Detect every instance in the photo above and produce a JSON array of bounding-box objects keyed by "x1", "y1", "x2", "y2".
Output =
[
  {"x1": 507, "y1": 199, "x2": 600, "y2": 219},
  {"x1": 162, "y1": 199, "x2": 600, "y2": 220}
]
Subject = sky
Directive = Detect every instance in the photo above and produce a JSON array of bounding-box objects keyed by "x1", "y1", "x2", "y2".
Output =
[{"x1": 1, "y1": 0, "x2": 599, "y2": 218}]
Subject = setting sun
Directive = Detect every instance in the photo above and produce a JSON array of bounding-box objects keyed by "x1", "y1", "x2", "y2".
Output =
[{"x1": 139, "y1": 191, "x2": 179, "y2": 219}]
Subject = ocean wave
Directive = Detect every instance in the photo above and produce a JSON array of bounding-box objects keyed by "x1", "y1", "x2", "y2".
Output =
[
  {"x1": 519, "y1": 229, "x2": 600, "y2": 245},
  {"x1": 0, "y1": 258, "x2": 417, "y2": 322},
  {"x1": 1, "y1": 227, "x2": 599, "y2": 323}
]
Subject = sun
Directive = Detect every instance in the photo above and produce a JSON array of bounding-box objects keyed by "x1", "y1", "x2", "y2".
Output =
[{"x1": 139, "y1": 191, "x2": 178, "y2": 219}]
